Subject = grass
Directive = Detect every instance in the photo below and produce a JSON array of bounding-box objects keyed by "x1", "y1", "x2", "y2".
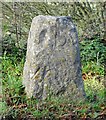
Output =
[{"x1": 1, "y1": 53, "x2": 106, "y2": 120}]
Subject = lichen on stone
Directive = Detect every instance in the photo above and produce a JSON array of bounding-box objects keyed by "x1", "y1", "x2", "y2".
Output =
[{"x1": 23, "y1": 15, "x2": 85, "y2": 100}]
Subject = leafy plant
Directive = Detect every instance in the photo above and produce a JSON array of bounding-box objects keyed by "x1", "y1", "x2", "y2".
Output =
[{"x1": 80, "y1": 36, "x2": 106, "y2": 75}]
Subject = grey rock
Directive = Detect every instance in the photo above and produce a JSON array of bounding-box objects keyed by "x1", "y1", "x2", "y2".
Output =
[{"x1": 23, "y1": 15, "x2": 85, "y2": 100}]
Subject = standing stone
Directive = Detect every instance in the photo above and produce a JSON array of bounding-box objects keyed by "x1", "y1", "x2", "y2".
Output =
[{"x1": 23, "y1": 15, "x2": 85, "y2": 100}]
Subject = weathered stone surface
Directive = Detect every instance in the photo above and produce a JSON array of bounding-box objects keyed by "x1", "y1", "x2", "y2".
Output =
[{"x1": 23, "y1": 15, "x2": 85, "y2": 99}]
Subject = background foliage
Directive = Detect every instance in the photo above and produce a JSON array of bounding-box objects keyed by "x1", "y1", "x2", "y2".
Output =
[{"x1": 2, "y1": 2, "x2": 106, "y2": 50}]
